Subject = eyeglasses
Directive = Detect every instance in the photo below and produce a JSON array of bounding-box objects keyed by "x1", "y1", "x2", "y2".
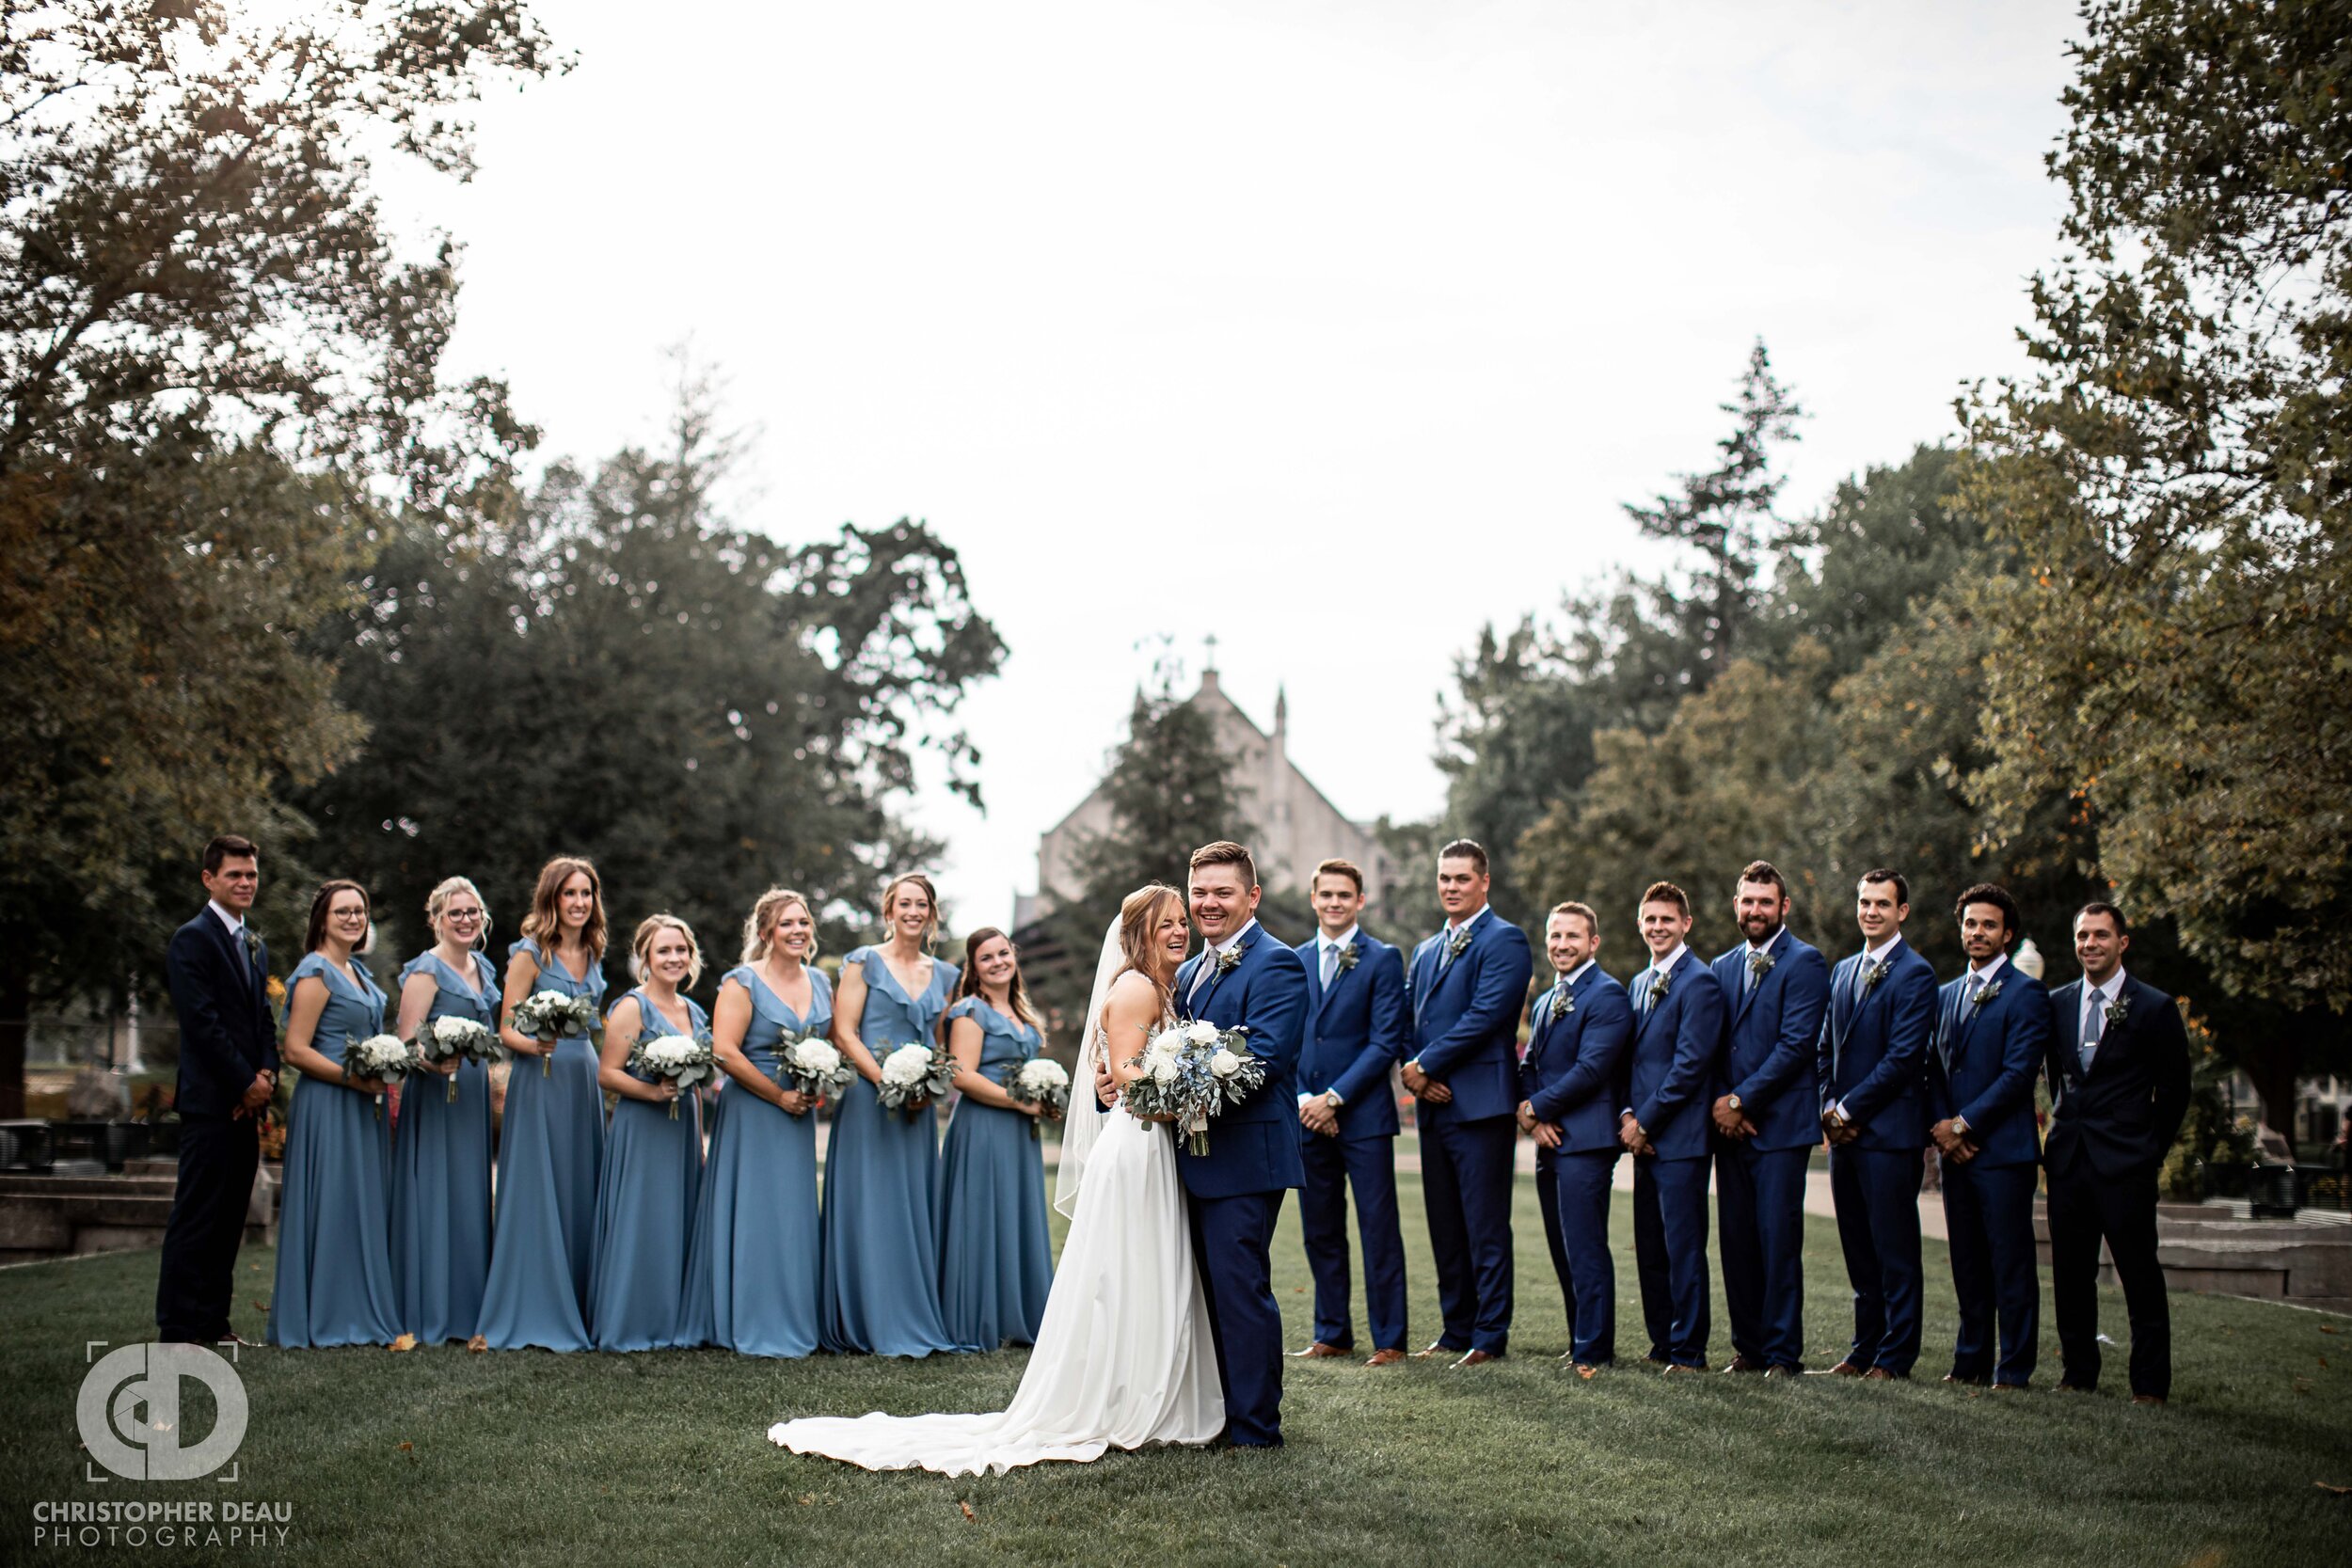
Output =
[{"x1": 445, "y1": 909, "x2": 484, "y2": 923}]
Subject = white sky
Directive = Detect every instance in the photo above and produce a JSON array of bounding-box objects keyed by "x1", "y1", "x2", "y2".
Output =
[{"x1": 374, "y1": 0, "x2": 2081, "y2": 929}]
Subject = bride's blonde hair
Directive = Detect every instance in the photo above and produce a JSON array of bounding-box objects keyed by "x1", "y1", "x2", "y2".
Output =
[{"x1": 1114, "y1": 883, "x2": 1184, "y2": 1002}]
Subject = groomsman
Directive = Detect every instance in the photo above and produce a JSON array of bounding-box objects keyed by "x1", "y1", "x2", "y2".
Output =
[
  {"x1": 2044, "y1": 903, "x2": 2190, "y2": 1404},
  {"x1": 1291, "y1": 859, "x2": 1412, "y2": 1367},
  {"x1": 1518, "y1": 901, "x2": 1632, "y2": 1374},
  {"x1": 1817, "y1": 869, "x2": 1937, "y2": 1379},
  {"x1": 1401, "y1": 840, "x2": 1534, "y2": 1367},
  {"x1": 1618, "y1": 881, "x2": 1727, "y2": 1372},
  {"x1": 156, "y1": 834, "x2": 278, "y2": 1344},
  {"x1": 1708, "y1": 861, "x2": 1830, "y2": 1376},
  {"x1": 1929, "y1": 884, "x2": 2050, "y2": 1389}
]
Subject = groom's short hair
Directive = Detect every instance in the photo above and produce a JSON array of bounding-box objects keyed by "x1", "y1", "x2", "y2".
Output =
[
  {"x1": 1190, "y1": 841, "x2": 1258, "y2": 889},
  {"x1": 1311, "y1": 859, "x2": 1362, "y2": 894},
  {"x1": 1438, "y1": 838, "x2": 1488, "y2": 876}
]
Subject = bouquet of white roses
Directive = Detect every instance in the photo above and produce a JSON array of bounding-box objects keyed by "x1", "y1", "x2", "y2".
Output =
[
  {"x1": 342, "y1": 1033, "x2": 414, "y2": 1120},
  {"x1": 873, "y1": 1041, "x2": 957, "y2": 1120},
  {"x1": 511, "y1": 990, "x2": 600, "y2": 1076},
  {"x1": 413, "y1": 1015, "x2": 501, "y2": 1103},
  {"x1": 1008, "y1": 1057, "x2": 1071, "y2": 1141},
  {"x1": 779, "y1": 1034, "x2": 854, "y2": 1103},
  {"x1": 1122, "y1": 1020, "x2": 1263, "y2": 1155},
  {"x1": 628, "y1": 1030, "x2": 717, "y2": 1119}
]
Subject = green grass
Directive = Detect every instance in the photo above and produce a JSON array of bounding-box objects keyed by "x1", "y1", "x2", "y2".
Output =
[{"x1": 2, "y1": 1178, "x2": 2346, "y2": 1567}]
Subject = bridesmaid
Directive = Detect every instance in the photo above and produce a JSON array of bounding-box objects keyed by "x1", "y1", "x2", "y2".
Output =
[
  {"x1": 478, "y1": 856, "x2": 608, "y2": 1352},
  {"x1": 587, "y1": 915, "x2": 707, "y2": 1351},
  {"x1": 936, "y1": 927, "x2": 1057, "y2": 1350},
  {"x1": 389, "y1": 876, "x2": 497, "y2": 1344},
  {"x1": 820, "y1": 872, "x2": 961, "y2": 1356},
  {"x1": 679, "y1": 888, "x2": 828, "y2": 1357},
  {"x1": 267, "y1": 879, "x2": 401, "y2": 1347}
]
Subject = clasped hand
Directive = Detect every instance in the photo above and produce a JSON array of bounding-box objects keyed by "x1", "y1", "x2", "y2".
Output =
[
  {"x1": 1711, "y1": 1094, "x2": 1758, "y2": 1140},
  {"x1": 1930, "y1": 1117, "x2": 1977, "y2": 1162},
  {"x1": 1399, "y1": 1061, "x2": 1451, "y2": 1104},
  {"x1": 1515, "y1": 1101, "x2": 1562, "y2": 1148}
]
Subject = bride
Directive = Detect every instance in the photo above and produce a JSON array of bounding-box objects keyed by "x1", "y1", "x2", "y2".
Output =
[{"x1": 767, "y1": 883, "x2": 1222, "y2": 1474}]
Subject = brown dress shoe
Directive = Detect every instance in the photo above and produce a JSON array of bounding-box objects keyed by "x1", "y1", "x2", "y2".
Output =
[
  {"x1": 1724, "y1": 1355, "x2": 1764, "y2": 1373},
  {"x1": 1813, "y1": 1361, "x2": 1867, "y2": 1377},
  {"x1": 1362, "y1": 1348, "x2": 1406, "y2": 1368},
  {"x1": 1991, "y1": 1382, "x2": 2026, "y2": 1393},
  {"x1": 1450, "y1": 1349, "x2": 1499, "y2": 1369},
  {"x1": 1661, "y1": 1362, "x2": 1705, "y2": 1376},
  {"x1": 1761, "y1": 1366, "x2": 1798, "y2": 1379},
  {"x1": 1289, "y1": 1342, "x2": 1349, "y2": 1359},
  {"x1": 1863, "y1": 1367, "x2": 1899, "y2": 1381},
  {"x1": 2131, "y1": 1394, "x2": 2167, "y2": 1406},
  {"x1": 1574, "y1": 1363, "x2": 1600, "y2": 1380},
  {"x1": 1411, "y1": 1343, "x2": 1457, "y2": 1359},
  {"x1": 1941, "y1": 1372, "x2": 1989, "y2": 1386}
]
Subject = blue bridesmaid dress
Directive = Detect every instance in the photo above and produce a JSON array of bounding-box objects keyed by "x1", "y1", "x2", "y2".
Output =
[
  {"x1": 678, "y1": 965, "x2": 829, "y2": 1357},
  {"x1": 819, "y1": 946, "x2": 961, "y2": 1356},
  {"x1": 587, "y1": 989, "x2": 707, "y2": 1351},
  {"x1": 267, "y1": 954, "x2": 401, "y2": 1347},
  {"x1": 389, "y1": 949, "x2": 497, "y2": 1343},
  {"x1": 478, "y1": 937, "x2": 605, "y2": 1352},
  {"x1": 936, "y1": 997, "x2": 1056, "y2": 1349}
]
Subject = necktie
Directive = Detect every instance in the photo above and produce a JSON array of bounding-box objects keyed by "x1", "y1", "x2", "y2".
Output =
[
  {"x1": 1321, "y1": 943, "x2": 1338, "y2": 988},
  {"x1": 1189, "y1": 952, "x2": 1216, "y2": 1007},
  {"x1": 2079, "y1": 988, "x2": 2105, "y2": 1070},
  {"x1": 1744, "y1": 950, "x2": 1760, "y2": 995},
  {"x1": 1637, "y1": 970, "x2": 1656, "y2": 1014}
]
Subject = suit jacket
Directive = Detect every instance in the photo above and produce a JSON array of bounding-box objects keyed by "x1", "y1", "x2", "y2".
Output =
[
  {"x1": 163, "y1": 907, "x2": 278, "y2": 1119},
  {"x1": 2042, "y1": 973, "x2": 2191, "y2": 1180},
  {"x1": 1927, "y1": 962, "x2": 2049, "y2": 1168},
  {"x1": 1620, "y1": 952, "x2": 1727, "y2": 1162},
  {"x1": 1518, "y1": 966, "x2": 1633, "y2": 1154},
  {"x1": 1816, "y1": 940, "x2": 1937, "y2": 1152},
  {"x1": 1406, "y1": 907, "x2": 1536, "y2": 1125},
  {"x1": 1295, "y1": 931, "x2": 1408, "y2": 1139},
  {"x1": 1708, "y1": 928, "x2": 1831, "y2": 1151},
  {"x1": 1173, "y1": 921, "x2": 1308, "y2": 1198}
]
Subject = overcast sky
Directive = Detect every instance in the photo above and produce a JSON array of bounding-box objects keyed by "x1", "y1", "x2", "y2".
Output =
[{"x1": 375, "y1": 0, "x2": 2081, "y2": 930}]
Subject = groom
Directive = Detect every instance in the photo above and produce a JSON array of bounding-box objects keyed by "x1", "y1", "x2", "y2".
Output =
[{"x1": 1169, "y1": 841, "x2": 1308, "y2": 1448}]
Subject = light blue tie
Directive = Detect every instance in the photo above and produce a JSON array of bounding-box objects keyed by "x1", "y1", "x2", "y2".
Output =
[
  {"x1": 2079, "y1": 989, "x2": 2104, "y2": 1071},
  {"x1": 1321, "y1": 943, "x2": 1338, "y2": 989}
]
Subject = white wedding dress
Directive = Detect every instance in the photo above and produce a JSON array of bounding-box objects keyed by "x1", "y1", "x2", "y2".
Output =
[{"x1": 767, "y1": 940, "x2": 1222, "y2": 1476}]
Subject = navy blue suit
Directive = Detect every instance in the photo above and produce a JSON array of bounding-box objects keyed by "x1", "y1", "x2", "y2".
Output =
[
  {"x1": 2043, "y1": 972, "x2": 2190, "y2": 1399},
  {"x1": 1294, "y1": 930, "x2": 1409, "y2": 1353},
  {"x1": 1406, "y1": 907, "x2": 1534, "y2": 1355},
  {"x1": 1817, "y1": 938, "x2": 1937, "y2": 1375},
  {"x1": 1929, "y1": 958, "x2": 2049, "y2": 1386},
  {"x1": 1710, "y1": 928, "x2": 1829, "y2": 1371},
  {"x1": 156, "y1": 905, "x2": 278, "y2": 1341},
  {"x1": 1520, "y1": 965, "x2": 1630, "y2": 1364},
  {"x1": 1622, "y1": 950, "x2": 1726, "y2": 1367},
  {"x1": 1173, "y1": 921, "x2": 1307, "y2": 1446}
]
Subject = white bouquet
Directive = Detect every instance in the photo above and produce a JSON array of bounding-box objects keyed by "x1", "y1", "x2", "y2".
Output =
[
  {"x1": 1122, "y1": 1020, "x2": 1264, "y2": 1155},
  {"x1": 780, "y1": 1034, "x2": 854, "y2": 1103},
  {"x1": 413, "y1": 1015, "x2": 501, "y2": 1103},
  {"x1": 873, "y1": 1041, "x2": 956, "y2": 1120},
  {"x1": 342, "y1": 1032, "x2": 414, "y2": 1120},
  {"x1": 627, "y1": 1030, "x2": 717, "y2": 1119},
  {"x1": 1009, "y1": 1057, "x2": 1071, "y2": 1141},
  {"x1": 511, "y1": 989, "x2": 600, "y2": 1077}
]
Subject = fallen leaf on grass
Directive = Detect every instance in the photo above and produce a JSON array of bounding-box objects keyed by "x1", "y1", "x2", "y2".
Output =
[
  {"x1": 798, "y1": 1495, "x2": 817, "y2": 1507},
  {"x1": 2322, "y1": 1323, "x2": 2339, "y2": 1335},
  {"x1": 959, "y1": 1501, "x2": 977, "y2": 1524},
  {"x1": 389, "y1": 1333, "x2": 418, "y2": 1353},
  {"x1": 398, "y1": 1441, "x2": 413, "y2": 1452},
  {"x1": 467, "y1": 1335, "x2": 487, "y2": 1354},
  {"x1": 2315, "y1": 1481, "x2": 2349, "y2": 1497},
  {"x1": 251, "y1": 1300, "x2": 268, "y2": 1311}
]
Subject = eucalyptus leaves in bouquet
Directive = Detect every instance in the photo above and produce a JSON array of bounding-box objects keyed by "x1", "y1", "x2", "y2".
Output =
[
  {"x1": 342, "y1": 1033, "x2": 414, "y2": 1121},
  {"x1": 1009, "y1": 1057, "x2": 1072, "y2": 1141},
  {"x1": 413, "y1": 1015, "x2": 502, "y2": 1103},
  {"x1": 628, "y1": 1031, "x2": 718, "y2": 1120},
  {"x1": 511, "y1": 990, "x2": 600, "y2": 1077},
  {"x1": 780, "y1": 1034, "x2": 855, "y2": 1105},
  {"x1": 1122, "y1": 1020, "x2": 1263, "y2": 1155},
  {"x1": 874, "y1": 1042, "x2": 957, "y2": 1120}
]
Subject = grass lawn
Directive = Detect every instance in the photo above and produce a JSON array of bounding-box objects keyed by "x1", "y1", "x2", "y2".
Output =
[{"x1": 3, "y1": 1176, "x2": 2346, "y2": 1567}]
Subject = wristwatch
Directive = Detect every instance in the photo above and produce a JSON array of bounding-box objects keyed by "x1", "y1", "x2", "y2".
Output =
[
  {"x1": 1323, "y1": 1089, "x2": 1343, "y2": 1110},
  {"x1": 1724, "y1": 1093, "x2": 1742, "y2": 1113},
  {"x1": 1952, "y1": 1115, "x2": 1972, "y2": 1139}
]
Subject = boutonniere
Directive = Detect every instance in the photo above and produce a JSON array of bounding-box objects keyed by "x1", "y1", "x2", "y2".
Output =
[
  {"x1": 1444, "y1": 927, "x2": 1474, "y2": 964},
  {"x1": 1747, "y1": 948, "x2": 1776, "y2": 983},
  {"x1": 1548, "y1": 987, "x2": 1576, "y2": 1022},
  {"x1": 241, "y1": 927, "x2": 263, "y2": 968},
  {"x1": 2104, "y1": 992, "x2": 2130, "y2": 1027},
  {"x1": 1333, "y1": 942, "x2": 1359, "y2": 974},
  {"x1": 1648, "y1": 970, "x2": 1672, "y2": 1006},
  {"x1": 1859, "y1": 958, "x2": 1889, "y2": 997},
  {"x1": 1970, "y1": 979, "x2": 2005, "y2": 1012},
  {"x1": 1214, "y1": 945, "x2": 1245, "y2": 976}
]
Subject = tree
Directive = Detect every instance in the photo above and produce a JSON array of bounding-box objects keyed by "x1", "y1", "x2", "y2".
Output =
[
  {"x1": 1963, "y1": 0, "x2": 2352, "y2": 1128},
  {"x1": 0, "y1": 1, "x2": 557, "y2": 1113},
  {"x1": 1623, "y1": 339, "x2": 1805, "y2": 689},
  {"x1": 303, "y1": 375, "x2": 1006, "y2": 996}
]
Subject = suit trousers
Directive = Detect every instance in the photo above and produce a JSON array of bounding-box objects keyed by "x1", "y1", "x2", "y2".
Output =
[
  {"x1": 155, "y1": 1115, "x2": 261, "y2": 1341},
  {"x1": 1534, "y1": 1147, "x2": 1575, "y2": 1332},
  {"x1": 1298, "y1": 1132, "x2": 1408, "y2": 1352},
  {"x1": 1631, "y1": 1151, "x2": 1711, "y2": 1366},
  {"x1": 1188, "y1": 1188, "x2": 1287, "y2": 1446},
  {"x1": 2046, "y1": 1161, "x2": 2169, "y2": 1399},
  {"x1": 1550, "y1": 1148, "x2": 1618, "y2": 1365},
  {"x1": 1940, "y1": 1156, "x2": 2042, "y2": 1386},
  {"x1": 1827, "y1": 1144, "x2": 1925, "y2": 1375},
  {"x1": 1417, "y1": 1112, "x2": 1517, "y2": 1354},
  {"x1": 1717, "y1": 1140, "x2": 1810, "y2": 1370}
]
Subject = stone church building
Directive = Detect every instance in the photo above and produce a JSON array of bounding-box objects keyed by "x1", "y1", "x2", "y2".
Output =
[{"x1": 1012, "y1": 662, "x2": 1400, "y2": 927}]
